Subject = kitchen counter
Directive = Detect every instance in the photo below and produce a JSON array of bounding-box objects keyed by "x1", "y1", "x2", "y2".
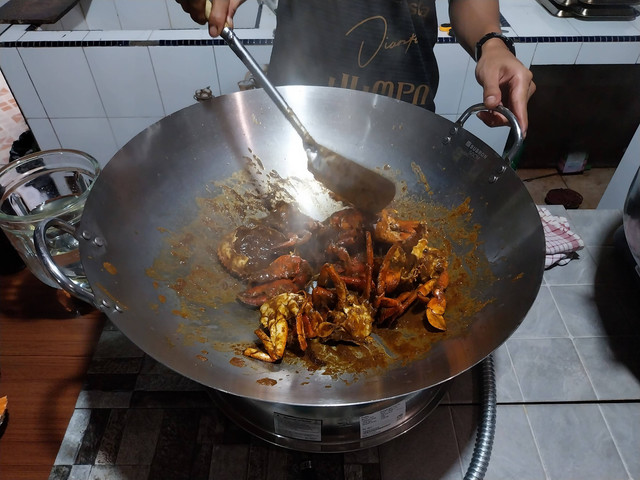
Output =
[{"x1": 42, "y1": 207, "x2": 640, "y2": 480}]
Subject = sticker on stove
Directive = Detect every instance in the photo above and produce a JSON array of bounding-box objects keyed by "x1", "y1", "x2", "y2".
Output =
[
  {"x1": 274, "y1": 413, "x2": 322, "y2": 442},
  {"x1": 359, "y1": 400, "x2": 407, "y2": 439}
]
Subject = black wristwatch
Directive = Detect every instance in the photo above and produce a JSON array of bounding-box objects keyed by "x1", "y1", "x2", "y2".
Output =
[{"x1": 475, "y1": 32, "x2": 516, "y2": 62}]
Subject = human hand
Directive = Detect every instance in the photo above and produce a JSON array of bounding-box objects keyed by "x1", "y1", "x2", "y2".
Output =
[
  {"x1": 174, "y1": 0, "x2": 246, "y2": 37},
  {"x1": 474, "y1": 39, "x2": 536, "y2": 137}
]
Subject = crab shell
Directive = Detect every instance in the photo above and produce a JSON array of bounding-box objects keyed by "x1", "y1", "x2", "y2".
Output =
[{"x1": 217, "y1": 225, "x2": 289, "y2": 279}]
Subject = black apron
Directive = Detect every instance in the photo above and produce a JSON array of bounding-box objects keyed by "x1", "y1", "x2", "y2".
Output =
[{"x1": 268, "y1": 0, "x2": 439, "y2": 111}]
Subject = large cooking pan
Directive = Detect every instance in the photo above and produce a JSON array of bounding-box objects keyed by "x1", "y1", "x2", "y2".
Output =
[{"x1": 36, "y1": 86, "x2": 544, "y2": 450}]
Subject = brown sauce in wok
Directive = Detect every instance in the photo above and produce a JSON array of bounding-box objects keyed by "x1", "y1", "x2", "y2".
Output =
[{"x1": 146, "y1": 155, "x2": 495, "y2": 378}]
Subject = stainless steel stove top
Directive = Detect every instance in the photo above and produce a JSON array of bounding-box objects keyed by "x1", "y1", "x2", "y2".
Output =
[{"x1": 536, "y1": 0, "x2": 640, "y2": 19}]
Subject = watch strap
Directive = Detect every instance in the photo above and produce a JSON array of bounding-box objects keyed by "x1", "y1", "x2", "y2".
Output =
[{"x1": 475, "y1": 32, "x2": 516, "y2": 62}]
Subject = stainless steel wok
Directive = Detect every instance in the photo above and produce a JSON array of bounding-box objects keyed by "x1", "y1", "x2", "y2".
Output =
[{"x1": 36, "y1": 86, "x2": 544, "y2": 451}]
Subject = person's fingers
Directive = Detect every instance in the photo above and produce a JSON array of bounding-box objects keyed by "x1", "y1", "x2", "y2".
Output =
[
  {"x1": 206, "y1": 0, "x2": 231, "y2": 36},
  {"x1": 481, "y1": 72, "x2": 502, "y2": 111},
  {"x1": 476, "y1": 110, "x2": 508, "y2": 128},
  {"x1": 506, "y1": 71, "x2": 535, "y2": 136}
]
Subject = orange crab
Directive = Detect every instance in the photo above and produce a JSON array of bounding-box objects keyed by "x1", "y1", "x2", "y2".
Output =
[{"x1": 237, "y1": 254, "x2": 312, "y2": 307}]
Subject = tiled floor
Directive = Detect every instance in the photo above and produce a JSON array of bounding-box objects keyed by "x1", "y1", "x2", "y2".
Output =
[{"x1": 515, "y1": 167, "x2": 616, "y2": 209}]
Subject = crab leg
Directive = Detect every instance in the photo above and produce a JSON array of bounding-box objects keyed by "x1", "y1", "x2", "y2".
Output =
[{"x1": 364, "y1": 231, "x2": 374, "y2": 302}]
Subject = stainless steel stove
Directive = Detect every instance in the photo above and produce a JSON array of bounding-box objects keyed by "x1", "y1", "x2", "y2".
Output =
[{"x1": 536, "y1": 0, "x2": 640, "y2": 19}]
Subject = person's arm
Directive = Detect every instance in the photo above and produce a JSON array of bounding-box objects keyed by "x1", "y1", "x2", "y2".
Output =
[
  {"x1": 175, "y1": 0, "x2": 245, "y2": 37},
  {"x1": 449, "y1": 0, "x2": 535, "y2": 136}
]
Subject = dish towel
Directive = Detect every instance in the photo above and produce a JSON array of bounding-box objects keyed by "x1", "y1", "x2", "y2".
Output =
[{"x1": 537, "y1": 206, "x2": 585, "y2": 268}]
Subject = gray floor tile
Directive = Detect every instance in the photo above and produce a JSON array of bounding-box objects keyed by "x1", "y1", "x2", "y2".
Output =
[
  {"x1": 586, "y1": 246, "x2": 639, "y2": 289},
  {"x1": 493, "y1": 345, "x2": 524, "y2": 403},
  {"x1": 543, "y1": 251, "x2": 597, "y2": 286},
  {"x1": 508, "y1": 337, "x2": 596, "y2": 402},
  {"x1": 75, "y1": 391, "x2": 132, "y2": 409},
  {"x1": 379, "y1": 406, "x2": 463, "y2": 480},
  {"x1": 446, "y1": 351, "x2": 522, "y2": 405},
  {"x1": 512, "y1": 286, "x2": 569, "y2": 339},
  {"x1": 69, "y1": 465, "x2": 92, "y2": 480},
  {"x1": 88, "y1": 465, "x2": 151, "y2": 480},
  {"x1": 574, "y1": 337, "x2": 640, "y2": 401},
  {"x1": 550, "y1": 284, "x2": 603, "y2": 337},
  {"x1": 526, "y1": 404, "x2": 628, "y2": 480},
  {"x1": 451, "y1": 405, "x2": 546, "y2": 480},
  {"x1": 446, "y1": 367, "x2": 479, "y2": 405},
  {"x1": 566, "y1": 209, "x2": 622, "y2": 247},
  {"x1": 54, "y1": 409, "x2": 92, "y2": 465},
  {"x1": 552, "y1": 284, "x2": 637, "y2": 338},
  {"x1": 209, "y1": 444, "x2": 250, "y2": 480},
  {"x1": 600, "y1": 403, "x2": 640, "y2": 480},
  {"x1": 115, "y1": 409, "x2": 163, "y2": 465}
]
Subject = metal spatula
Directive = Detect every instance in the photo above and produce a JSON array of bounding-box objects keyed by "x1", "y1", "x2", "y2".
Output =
[{"x1": 217, "y1": 25, "x2": 396, "y2": 214}]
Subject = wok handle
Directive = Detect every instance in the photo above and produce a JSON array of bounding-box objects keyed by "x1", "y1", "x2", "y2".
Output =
[
  {"x1": 454, "y1": 103, "x2": 524, "y2": 168},
  {"x1": 34, "y1": 217, "x2": 96, "y2": 305}
]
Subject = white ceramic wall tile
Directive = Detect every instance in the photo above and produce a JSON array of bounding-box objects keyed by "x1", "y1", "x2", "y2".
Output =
[
  {"x1": 20, "y1": 29, "x2": 88, "y2": 42},
  {"x1": 84, "y1": 46, "x2": 165, "y2": 118},
  {"x1": 439, "y1": 114, "x2": 458, "y2": 123},
  {"x1": 434, "y1": 0, "x2": 450, "y2": 24},
  {"x1": 232, "y1": 0, "x2": 261, "y2": 29},
  {"x1": 576, "y1": 42, "x2": 640, "y2": 65},
  {"x1": 26, "y1": 118, "x2": 61, "y2": 151},
  {"x1": 50, "y1": 117, "x2": 118, "y2": 166},
  {"x1": 457, "y1": 60, "x2": 482, "y2": 114},
  {"x1": 515, "y1": 42, "x2": 536, "y2": 69},
  {"x1": 149, "y1": 46, "x2": 220, "y2": 115},
  {"x1": 58, "y1": 4, "x2": 89, "y2": 31},
  {"x1": 214, "y1": 44, "x2": 273, "y2": 95},
  {"x1": 166, "y1": 0, "x2": 206, "y2": 30},
  {"x1": 532, "y1": 42, "x2": 582, "y2": 65},
  {"x1": 567, "y1": 18, "x2": 640, "y2": 37},
  {"x1": 18, "y1": 47, "x2": 105, "y2": 118},
  {"x1": 80, "y1": 0, "x2": 122, "y2": 31},
  {"x1": 114, "y1": 0, "x2": 172, "y2": 30},
  {"x1": 433, "y1": 44, "x2": 470, "y2": 115},
  {"x1": 0, "y1": 48, "x2": 46, "y2": 118},
  {"x1": 258, "y1": 3, "x2": 277, "y2": 31},
  {"x1": 83, "y1": 30, "x2": 152, "y2": 42},
  {"x1": 0, "y1": 24, "x2": 29, "y2": 42},
  {"x1": 244, "y1": 27, "x2": 279, "y2": 40},
  {"x1": 505, "y1": 4, "x2": 582, "y2": 37},
  {"x1": 109, "y1": 116, "x2": 163, "y2": 150},
  {"x1": 148, "y1": 29, "x2": 211, "y2": 41},
  {"x1": 149, "y1": 45, "x2": 219, "y2": 115}
]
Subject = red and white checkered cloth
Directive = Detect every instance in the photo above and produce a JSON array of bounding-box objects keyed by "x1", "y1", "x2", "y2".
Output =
[{"x1": 537, "y1": 206, "x2": 585, "y2": 268}]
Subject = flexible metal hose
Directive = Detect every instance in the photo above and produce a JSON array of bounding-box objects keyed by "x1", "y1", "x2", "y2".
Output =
[{"x1": 464, "y1": 354, "x2": 497, "y2": 480}]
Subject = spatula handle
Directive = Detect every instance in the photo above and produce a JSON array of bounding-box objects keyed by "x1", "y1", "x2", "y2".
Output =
[{"x1": 219, "y1": 26, "x2": 315, "y2": 146}]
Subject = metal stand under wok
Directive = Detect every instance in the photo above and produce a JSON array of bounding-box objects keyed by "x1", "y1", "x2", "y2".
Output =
[{"x1": 211, "y1": 355, "x2": 497, "y2": 479}]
